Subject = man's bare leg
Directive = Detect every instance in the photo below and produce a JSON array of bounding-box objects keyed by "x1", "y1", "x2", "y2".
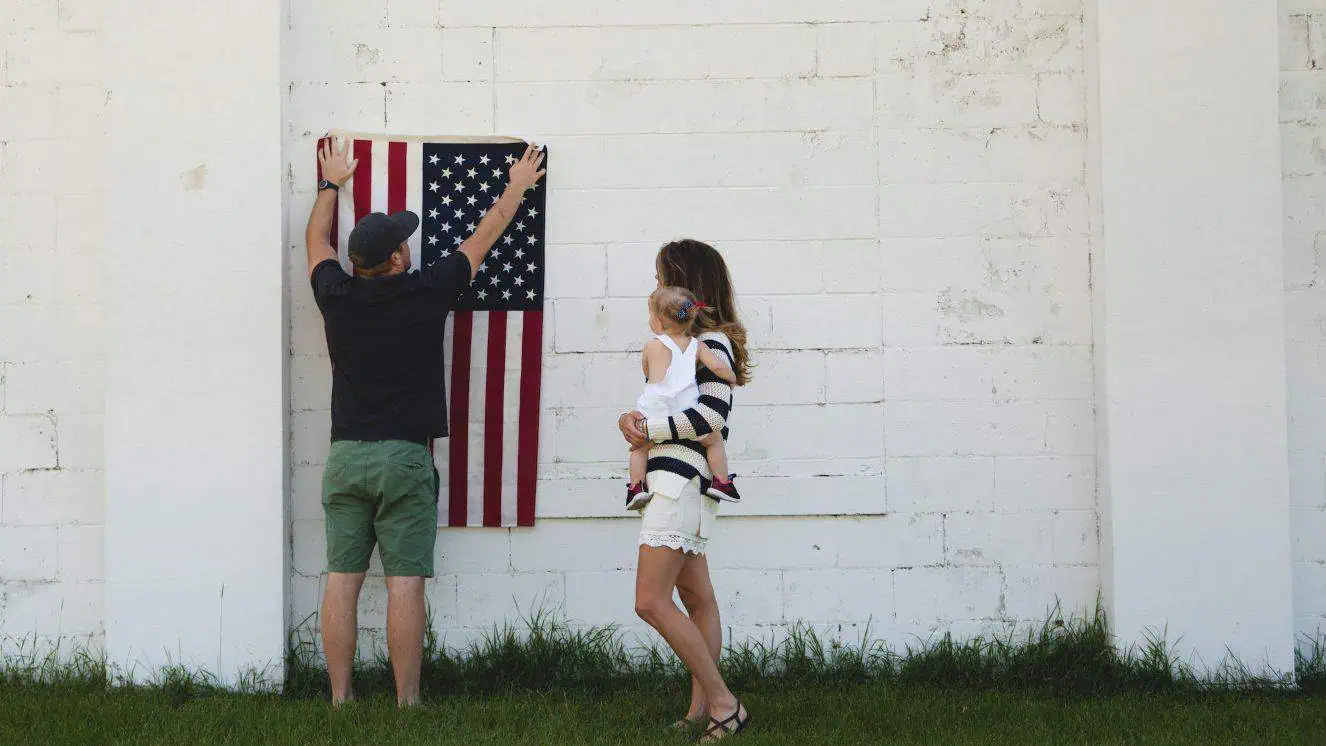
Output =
[
  {"x1": 322, "y1": 571, "x2": 367, "y2": 706},
  {"x1": 386, "y1": 575, "x2": 427, "y2": 707}
]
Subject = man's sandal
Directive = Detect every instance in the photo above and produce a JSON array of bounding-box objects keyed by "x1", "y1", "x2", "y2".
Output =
[{"x1": 700, "y1": 700, "x2": 749, "y2": 742}]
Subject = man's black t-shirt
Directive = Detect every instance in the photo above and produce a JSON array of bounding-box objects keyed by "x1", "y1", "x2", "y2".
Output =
[{"x1": 310, "y1": 252, "x2": 472, "y2": 444}]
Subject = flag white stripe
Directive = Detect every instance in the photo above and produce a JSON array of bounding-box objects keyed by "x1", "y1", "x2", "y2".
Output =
[
  {"x1": 336, "y1": 142, "x2": 356, "y2": 267},
  {"x1": 501, "y1": 312, "x2": 523, "y2": 527},
  {"x1": 435, "y1": 311, "x2": 455, "y2": 527},
  {"x1": 466, "y1": 312, "x2": 489, "y2": 528},
  {"x1": 405, "y1": 141, "x2": 423, "y2": 272},
  {"x1": 370, "y1": 139, "x2": 389, "y2": 216}
]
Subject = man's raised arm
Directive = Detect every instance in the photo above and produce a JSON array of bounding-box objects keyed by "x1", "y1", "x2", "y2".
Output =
[
  {"x1": 457, "y1": 143, "x2": 546, "y2": 280},
  {"x1": 305, "y1": 138, "x2": 359, "y2": 277}
]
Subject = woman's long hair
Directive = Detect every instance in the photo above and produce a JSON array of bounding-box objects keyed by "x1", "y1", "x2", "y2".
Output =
[{"x1": 655, "y1": 239, "x2": 752, "y2": 386}]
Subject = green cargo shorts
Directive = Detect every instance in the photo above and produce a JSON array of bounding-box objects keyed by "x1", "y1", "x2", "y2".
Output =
[{"x1": 322, "y1": 440, "x2": 439, "y2": 577}]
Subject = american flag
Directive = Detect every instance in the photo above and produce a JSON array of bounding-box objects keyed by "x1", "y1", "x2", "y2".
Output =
[{"x1": 318, "y1": 133, "x2": 546, "y2": 527}]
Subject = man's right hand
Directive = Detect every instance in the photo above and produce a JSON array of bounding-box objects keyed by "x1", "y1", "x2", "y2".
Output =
[
  {"x1": 319, "y1": 137, "x2": 359, "y2": 187},
  {"x1": 507, "y1": 143, "x2": 547, "y2": 192}
]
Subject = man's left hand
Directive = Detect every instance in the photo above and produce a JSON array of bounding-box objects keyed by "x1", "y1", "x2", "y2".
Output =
[{"x1": 319, "y1": 137, "x2": 359, "y2": 187}]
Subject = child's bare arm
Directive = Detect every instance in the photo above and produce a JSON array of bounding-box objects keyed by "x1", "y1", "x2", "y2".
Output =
[
  {"x1": 697, "y1": 344, "x2": 738, "y2": 384},
  {"x1": 644, "y1": 339, "x2": 670, "y2": 383}
]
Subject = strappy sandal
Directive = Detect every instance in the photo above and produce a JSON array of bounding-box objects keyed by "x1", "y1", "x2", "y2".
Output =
[
  {"x1": 670, "y1": 716, "x2": 705, "y2": 731},
  {"x1": 700, "y1": 700, "x2": 749, "y2": 742}
]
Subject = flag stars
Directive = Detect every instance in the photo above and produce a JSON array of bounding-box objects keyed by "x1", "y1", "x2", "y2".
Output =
[
  {"x1": 479, "y1": 154, "x2": 491, "y2": 165},
  {"x1": 514, "y1": 276, "x2": 525, "y2": 287},
  {"x1": 455, "y1": 155, "x2": 466, "y2": 165},
  {"x1": 453, "y1": 235, "x2": 463, "y2": 245},
  {"x1": 490, "y1": 275, "x2": 501, "y2": 287},
  {"x1": 503, "y1": 235, "x2": 514, "y2": 245},
  {"x1": 428, "y1": 154, "x2": 440, "y2": 165},
  {"x1": 514, "y1": 248, "x2": 525, "y2": 259},
  {"x1": 527, "y1": 207, "x2": 539, "y2": 218},
  {"x1": 454, "y1": 209, "x2": 465, "y2": 220},
  {"x1": 429, "y1": 181, "x2": 440, "y2": 192},
  {"x1": 428, "y1": 235, "x2": 439, "y2": 246},
  {"x1": 504, "y1": 154, "x2": 516, "y2": 165},
  {"x1": 441, "y1": 167, "x2": 452, "y2": 178},
  {"x1": 466, "y1": 195, "x2": 478, "y2": 206},
  {"x1": 453, "y1": 182, "x2": 465, "y2": 192},
  {"x1": 515, "y1": 221, "x2": 526, "y2": 232},
  {"x1": 526, "y1": 262, "x2": 538, "y2": 274},
  {"x1": 526, "y1": 235, "x2": 538, "y2": 246},
  {"x1": 492, "y1": 169, "x2": 503, "y2": 180},
  {"x1": 526, "y1": 290, "x2": 537, "y2": 300},
  {"x1": 466, "y1": 222, "x2": 477, "y2": 233},
  {"x1": 477, "y1": 289, "x2": 488, "y2": 300},
  {"x1": 479, "y1": 182, "x2": 490, "y2": 193},
  {"x1": 428, "y1": 208, "x2": 439, "y2": 219},
  {"x1": 467, "y1": 168, "x2": 478, "y2": 179},
  {"x1": 441, "y1": 223, "x2": 452, "y2": 232},
  {"x1": 501, "y1": 290, "x2": 512, "y2": 300},
  {"x1": 491, "y1": 249, "x2": 502, "y2": 259},
  {"x1": 442, "y1": 196, "x2": 453, "y2": 206}
]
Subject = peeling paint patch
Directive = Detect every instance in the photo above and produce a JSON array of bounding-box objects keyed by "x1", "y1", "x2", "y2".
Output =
[{"x1": 180, "y1": 164, "x2": 207, "y2": 191}]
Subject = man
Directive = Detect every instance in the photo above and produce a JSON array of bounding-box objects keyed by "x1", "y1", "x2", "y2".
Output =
[{"x1": 306, "y1": 138, "x2": 546, "y2": 706}]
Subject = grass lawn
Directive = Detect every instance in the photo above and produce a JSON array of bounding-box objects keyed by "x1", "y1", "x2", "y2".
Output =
[{"x1": 3, "y1": 684, "x2": 1325, "y2": 745}]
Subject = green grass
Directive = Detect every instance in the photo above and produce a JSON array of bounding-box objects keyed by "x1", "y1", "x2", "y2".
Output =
[
  {"x1": 3, "y1": 608, "x2": 1326, "y2": 744},
  {"x1": 2, "y1": 683, "x2": 1325, "y2": 745}
]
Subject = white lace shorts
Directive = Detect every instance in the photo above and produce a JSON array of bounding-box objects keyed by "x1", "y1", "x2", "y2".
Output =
[{"x1": 638, "y1": 479, "x2": 717, "y2": 555}]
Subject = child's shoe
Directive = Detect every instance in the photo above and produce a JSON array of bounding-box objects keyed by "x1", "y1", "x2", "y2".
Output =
[
  {"x1": 705, "y1": 475, "x2": 742, "y2": 502},
  {"x1": 626, "y1": 481, "x2": 651, "y2": 511}
]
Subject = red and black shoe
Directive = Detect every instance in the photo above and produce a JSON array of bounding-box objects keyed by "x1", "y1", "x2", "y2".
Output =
[
  {"x1": 625, "y1": 481, "x2": 651, "y2": 511},
  {"x1": 705, "y1": 475, "x2": 742, "y2": 503}
]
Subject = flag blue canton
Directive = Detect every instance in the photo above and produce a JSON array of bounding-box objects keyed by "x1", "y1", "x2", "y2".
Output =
[{"x1": 420, "y1": 142, "x2": 547, "y2": 311}]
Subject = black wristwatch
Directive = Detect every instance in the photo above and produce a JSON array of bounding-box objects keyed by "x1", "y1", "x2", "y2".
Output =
[{"x1": 318, "y1": 179, "x2": 339, "y2": 193}]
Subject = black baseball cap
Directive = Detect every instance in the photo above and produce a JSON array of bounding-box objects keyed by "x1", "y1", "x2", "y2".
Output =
[{"x1": 348, "y1": 210, "x2": 420, "y2": 268}]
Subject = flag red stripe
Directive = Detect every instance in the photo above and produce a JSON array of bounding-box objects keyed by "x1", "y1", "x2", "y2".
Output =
[
  {"x1": 516, "y1": 310, "x2": 543, "y2": 526},
  {"x1": 353, "y1": 139, "x2": 372, "y2": 224},
  {"x1": 387, "y1": 141, "x2": 406, "y2": 215},
  {"x1": 448, "y1": 311, "x2": 473, "y2": 527},
  {"x1": 482, "y1": 311, "x2": 508, "y2": 527}
]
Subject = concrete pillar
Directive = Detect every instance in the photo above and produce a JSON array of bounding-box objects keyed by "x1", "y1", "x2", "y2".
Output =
[
  {"x1": 1088, "y1": 0, "x2": 1294, "y2": 673},
  {"x1": 103, "y1": 1, "x2": 287, "y2": 684}
]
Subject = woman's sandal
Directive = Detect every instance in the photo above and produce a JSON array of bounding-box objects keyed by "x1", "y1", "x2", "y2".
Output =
[
  {"x1": 670, "y1": 716, "x2": 705, "y2": 731},
  {"x1": 700, "y1": 700, "x2": 749, "y2": 742}
]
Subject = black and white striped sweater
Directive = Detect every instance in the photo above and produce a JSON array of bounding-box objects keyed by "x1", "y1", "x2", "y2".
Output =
[{"x1": 642, "y1": 332, "x2": 734, "y2": 499}]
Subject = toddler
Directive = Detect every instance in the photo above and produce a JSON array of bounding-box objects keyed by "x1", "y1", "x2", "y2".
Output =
[{"x1": 626, "y1": 286, "x2": 742, "y2": 510}]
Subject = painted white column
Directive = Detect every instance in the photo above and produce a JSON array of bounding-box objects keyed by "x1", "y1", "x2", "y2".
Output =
[
  {"x1": 1088, "y1": 0, "x2": 1294, "y2": 674},
  {"x1": 103, "y1": 1, "x2": 286, "y2": 684}
]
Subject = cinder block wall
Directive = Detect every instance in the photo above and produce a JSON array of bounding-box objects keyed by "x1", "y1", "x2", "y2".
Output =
[
  {"x1": 282, "y1": 0, "x2": 1099, "y2": 654},
  {"x1": 0, "y1": 0, "x2": 106, "y2": 652},
  {"x1": 1281, "y1": 1, "x2": 1326, "y2": 641},
  {"x1": 0, "y1": 0, "x2": 1321, "y2": 658}
]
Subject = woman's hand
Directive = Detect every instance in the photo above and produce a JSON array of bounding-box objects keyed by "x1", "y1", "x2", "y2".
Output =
[{"x1": 618, "y1": 411, "x2": 648, "y2": 448}]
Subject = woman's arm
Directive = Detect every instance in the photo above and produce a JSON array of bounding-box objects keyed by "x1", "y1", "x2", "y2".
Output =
[{"x1": 643, "y1": 337, "x2": 734, "y2": 443}]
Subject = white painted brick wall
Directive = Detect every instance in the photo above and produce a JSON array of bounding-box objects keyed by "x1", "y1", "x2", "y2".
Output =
[
  {"x1": 6, "y1": 0, "x2": 1313, "y2": 661},
  {"x1": 0, "y1": 6, "x2": 106, "y2": 653},
  {"x1": 1281, "y1": 0, "x2": 1326, "y2": 642},
  {"x1": 280, "y1": 0, "x2": 1100, "y2": 655}
]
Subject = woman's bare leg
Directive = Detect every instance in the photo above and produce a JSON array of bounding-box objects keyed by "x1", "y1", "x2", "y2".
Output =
[
  {"x1": 635, "y1": 545, "x2": 737, "y2": 718},
  {"x1": 676, "y1": 552, "x2": 723, "y2": 722}
]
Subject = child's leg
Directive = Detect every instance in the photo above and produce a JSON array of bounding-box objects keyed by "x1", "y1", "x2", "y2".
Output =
[
  {"x1": 700, "y1": 434, "x2": 728, "y2": 481},
  {"x1": 630, "y1": 447, "x2": 648, "y2": 486}
]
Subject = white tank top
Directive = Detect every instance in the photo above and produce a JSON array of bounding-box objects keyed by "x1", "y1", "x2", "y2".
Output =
[{"x1": 635, "y1": 334, "x2": 701, "y2": 418}]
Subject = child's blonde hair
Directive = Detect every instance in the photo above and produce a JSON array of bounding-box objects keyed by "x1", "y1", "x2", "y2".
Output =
[{"x1": 649, "y1": 286, "x2": 707, "y2": 336}]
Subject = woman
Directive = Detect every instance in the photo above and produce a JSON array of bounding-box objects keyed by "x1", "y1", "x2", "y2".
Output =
[{"x1": 617, "y1": 239, "x2": 753, "y2": 741}]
